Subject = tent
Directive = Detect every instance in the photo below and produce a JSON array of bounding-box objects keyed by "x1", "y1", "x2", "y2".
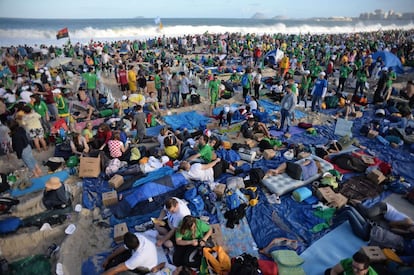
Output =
[
  {"x1": 371, "y1": 51, "x2": 404, "y2": 74},
  {"x1": 264, "y1": 49, "x2": 284, "y2": 66}
]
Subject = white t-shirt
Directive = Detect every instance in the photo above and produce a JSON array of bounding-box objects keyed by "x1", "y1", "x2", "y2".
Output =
[
  {"x1": 124, "y1": 233, "x2": 158, "y2": 271},
  {"x1": 187, "y1": 163, "x2": 214, "y2": 183},
  {"x1": 384, "y1": 203, "x2": 409, "y2": 222},
  {"x1": 165, "y1": 197, "x2": 191, "y2": 228},
  {"x1": 248, "y1": 100, "x2": 258, "y2": 111},
  {"x1": 157, "y1": 134, "x2": 166, "y2": 149}
]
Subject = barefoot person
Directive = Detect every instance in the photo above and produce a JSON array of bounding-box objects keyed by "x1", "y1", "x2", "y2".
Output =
[{"x1": 259, "y1": 237, "x2": 299, "y2": 257}]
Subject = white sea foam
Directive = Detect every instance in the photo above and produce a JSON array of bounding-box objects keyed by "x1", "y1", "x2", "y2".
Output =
[{"x1": 1, "y1": 22, "x2": 413, "y2": 46}]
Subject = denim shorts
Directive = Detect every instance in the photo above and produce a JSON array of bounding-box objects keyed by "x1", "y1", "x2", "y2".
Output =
[{"x1": 21, "y1": 145, "x2": 37, "y2": 171}]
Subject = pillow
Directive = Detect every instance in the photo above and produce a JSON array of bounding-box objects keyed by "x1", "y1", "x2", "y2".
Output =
[{"x1": 271, "y1": 250, "x2": 304, "y2": 266}]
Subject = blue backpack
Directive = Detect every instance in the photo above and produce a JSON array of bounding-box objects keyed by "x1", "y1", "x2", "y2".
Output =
[
  {"x1": 0, "y1": 217, "x2": 21, "y2": 234},
  {"x1": 241, "y1": 74, "x2": 249, "y2": 87},
  {"x1": 226, "y1": 192, "x2": 241, "y2": 210}
]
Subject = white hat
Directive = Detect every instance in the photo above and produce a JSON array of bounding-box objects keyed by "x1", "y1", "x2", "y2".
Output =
[
  {"x1": 319, "y1": 71, "x2": 326, "y2": 76},
  {"x1": 382, "y1": 67, "x2": 388, "y2": 72},
  {"x1": 148, "y1": 156, "x2": 162, "y2": 169},
  {"x1": 304, "y1": 70, "x2": 310, "y2": 75},
  {"x1": 52, "y1": 88, "x2": 61, "y2": 94},
  {"x1": 121, "y1": 95, "x2": 127, "y2": 101},
  {"x1": 39, "y1": 69, "x2": 44, "y2": 73},
  {"x1": 375, "y1": 109, "x2": 385, "y2": 117},
  {"x1": 283, "y1": 150, "x2": 294, "y2": 160},
  {"x1": 161, "y1": 156, "x2": 169, "y2": 165}
]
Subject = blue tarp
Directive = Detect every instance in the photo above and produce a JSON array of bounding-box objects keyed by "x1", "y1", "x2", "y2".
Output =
[
  {"x1": 163, "y1": 111, "x2": 211, "y2": 131},
  {"x1": 132, "y1": 166, "x2": 174, "y2": 188},
  {"x1": 372, "y1": 51, "x2": 404, "y2": 74},
  {"x1": 258, "y1": 99, "x2": 306, "y2": 120}
]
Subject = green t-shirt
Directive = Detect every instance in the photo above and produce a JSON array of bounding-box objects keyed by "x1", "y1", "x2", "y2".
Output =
[
  {"x1": 339, "y1": 258, "x2": 378, "y2": 275},
  {"x1": 175, "y1": 219, "x2": 210, "y2": 241},
  {"x1": 82, "y1": 73, "x2": 97, "y2": 90},
  {"x1": 340, "y1": 65, "x2": 352, "y2": 78},
  {"x1": 386, "y1": 71, "x2": 396, "y2": 88},
  {"x1": 25, "y1": 59, "x2": 35, "y2": 70},
  {"x1": 32, "y1": 101, "x2": 48, "y2": 118},
  {"x1": 198, "y1": 144, "x2": 213, "y2": 163},
  {"x1": 208, "y1": 79, "x2": 221, "y2": 94},
  {"x1": 356, "y1": 70, "x2": 367, "y2": 82},
  {"x1": 154, "y1": 74, "x2": 162, "y2": 90}
]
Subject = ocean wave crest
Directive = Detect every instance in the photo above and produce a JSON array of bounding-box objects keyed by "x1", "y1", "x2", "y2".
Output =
[{"x1": 1, "y1": 22, "x2": 413, "y2": 46}]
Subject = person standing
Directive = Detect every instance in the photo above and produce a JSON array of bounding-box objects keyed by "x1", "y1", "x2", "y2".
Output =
[
  {"x1": 169, "y1": 73, "x2": 180, "y2": 108},
  {"x1": 133, "y1": 105, "x2": 146, "y2": 143},
  {"x1": 154, "y1": 69, "x2": 162, "y2": 103},
  {"x1": 8, "y1": 119, "x2": 42, "y2": 178},
  {"x1": 208, "y1": 74, "x2": 220, "y2": 115},
  {"x1": 354, "y1": 65, "x2": 369, "y2": 97},
  {"x1": 179, "y1": 72, "x2": 191, "y2": 107},
  {"x1": 311, "y1": 71, "x2": 328, "y2": 112},
  {"x1": 241, "y1": 68, "x2": 252, "y2": 99},
  {"x1": 127, "y1": 65, "x2": 137, "y2": 95},
  {"x1": 117, "y1": 65, "x2": 129, "y2": 96},
  {"x1": 253, "y1": 68, "x2": 262, "y2": 99},
  {"x1": 337, "y1": 62, "x2": 352, "y2": 92},
  {"x1": 298, "y1": 70, "x2": 311, "y2": 108},
  {"x1": 279, "y1": 84, "x2": 296, "y2": 133},
  {"x1": 82, "y1": 67, "x2": 98, "y2": 108}
]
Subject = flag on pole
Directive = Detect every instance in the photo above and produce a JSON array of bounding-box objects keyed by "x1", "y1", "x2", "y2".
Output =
[
  {"x1": 154, "y1": 17, "x2": 163, "y2": 30},
  {"x1": 56, "y1": 28, "x2": 69, "y2": 40}
]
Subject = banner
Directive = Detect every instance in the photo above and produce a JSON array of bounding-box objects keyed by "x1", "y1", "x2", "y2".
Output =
[{"x1": 56, "y1": 28, "x2": 69, "y2": 40}]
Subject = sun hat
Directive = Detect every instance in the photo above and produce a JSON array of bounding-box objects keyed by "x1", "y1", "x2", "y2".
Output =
[
  {"x1": 382, "y1": 67, "x2": 388, "y2": 72},
  {"x1": 52, "y1": 88, "x2": 61, "y2": 94},
  {"x1": 319, "y1": 71, "x2": 326, "y2": 76},
  {"x1": 45, "y1": 177, "x2": 62, "y2": 191}
]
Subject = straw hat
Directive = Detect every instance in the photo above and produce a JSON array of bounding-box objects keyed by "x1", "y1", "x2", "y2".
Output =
[{"x1": 45, "y1": 177, "x2": 62, "y2": 191}]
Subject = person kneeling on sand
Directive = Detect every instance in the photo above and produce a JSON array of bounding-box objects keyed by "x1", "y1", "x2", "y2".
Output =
[
  {"x1": 102, "y1": 231, "x2": 163, "y2": 275},
  {"x1": 153, "y1": 197, "x2": 191, "y2": 248}
]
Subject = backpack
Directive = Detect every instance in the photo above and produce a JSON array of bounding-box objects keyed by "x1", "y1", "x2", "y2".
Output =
[
  {"x1": 203, "y1": 246, "x2": 232, "y2": 275},
  {"x1": 241, "y1": 74, "x2": 249, "y2": 87},
  {"x1": 0, "y1": 217, "x2": 21, "y2": 234},
  {"x1": 325, "y1": 96, "x2": 339, "y2": 109},
  {"x1": 0, "y1": 197, "x2": 19, "y2": 215},
  {"x1": 226, "y1": 192, "x2": 241, "y2": 210},
  {"x1": 229, "y1": 253, "x2": 260, "y2": 275},
  {"x1": 248, "y1": 168, "x2": 265, "y2": 185}
]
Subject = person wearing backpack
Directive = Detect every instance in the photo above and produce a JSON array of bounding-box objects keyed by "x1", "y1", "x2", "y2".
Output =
[
  {"x1": 173, "y1": 215, "x2": 213, "y2": 268},
  {"x1": 241, "y1": 68, "x2": 252, "y2": 98}
]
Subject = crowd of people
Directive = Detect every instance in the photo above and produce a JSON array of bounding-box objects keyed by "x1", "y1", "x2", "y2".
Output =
[{"x1": 1, "y1": 28, "x2": 414, "y2": 274}]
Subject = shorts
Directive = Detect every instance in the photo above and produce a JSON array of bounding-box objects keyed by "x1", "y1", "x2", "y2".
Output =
[
  {"x1": 21, "y1": 145, "x2": 37, "y2": 170},
  {"x1": 29, "y1": 127, "x2": 44, "y2": 139},
  {"x1": 181, "y1": 93, "x2": 188, "y2": 100},
  {"x1": 210, "y1": 91, "x2": 218, "y2": 105},
  {"x1": 120, "y1": 84, "x2": 129, "y2": 91}
]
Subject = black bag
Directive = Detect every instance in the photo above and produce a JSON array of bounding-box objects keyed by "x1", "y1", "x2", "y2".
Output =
[
  {"x1": 248, "y1": 168, "x2": 265, "y2": 185},
  {"x1": 0, "y1": 197, "x2": 19, "y2": 215},
  {"x1": 191, "y1": 94, "x2": 201, "y2": 104},
  {"x1": 229, "y1": 253, "x2": 260, "y2": 275},
  {"x1": 0, "y1": 174, "x2": 9, "y2": 194},
  {"x1": 286, "y1": 162, "x2": 302, "y2": 180}
]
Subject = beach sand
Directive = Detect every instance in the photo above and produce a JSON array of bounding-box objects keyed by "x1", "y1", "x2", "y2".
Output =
[{"x1": 0, "y1": 52, "x2": 413, "y2": 275}]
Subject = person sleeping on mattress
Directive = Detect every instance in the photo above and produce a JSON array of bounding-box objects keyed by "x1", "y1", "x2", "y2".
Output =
[{"x1": 265, "y1": 158, "x2": 322, "y2": 181}]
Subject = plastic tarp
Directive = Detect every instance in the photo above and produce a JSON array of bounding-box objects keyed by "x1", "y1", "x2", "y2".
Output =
[
  {"x1": 264, "y1": 49, "x2": 284, "y2": 66},
  {"x1": 132, "y1": 166, "x2": 174, "y2": 188},
  {"x1": 258, "y1": 99, "x2": 306, "y2": 120},
  {"x1": 163, "y1": 111, "x2": 211, "y2": 131},
  {"x1": 372, "y1": 51, "x2": 404, "y2": 74},
  {"x1": 11, "y1": 170, "x2": 70, "y2": 197}
]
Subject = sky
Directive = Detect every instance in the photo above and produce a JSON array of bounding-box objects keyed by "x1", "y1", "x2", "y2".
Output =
[{"x1": 0, "y1": 0, "x2": 413, "y2": 19}]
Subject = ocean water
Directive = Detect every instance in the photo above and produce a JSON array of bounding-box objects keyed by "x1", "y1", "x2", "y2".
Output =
[{"x1": 0, "y1": 17, "x2": 413, "y2": 46}]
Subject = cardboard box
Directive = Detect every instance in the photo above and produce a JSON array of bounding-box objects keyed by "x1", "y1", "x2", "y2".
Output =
[
  {"x1": 114, "y1": 222, "x2": 128, "y2": 243},
  {"x1": 367, "y1": 169, "x2": 386, "y2": 184},
  {"x1": 102, "y1": 190, "x2": 118, "y2": 206},
  {"x1": 367, "y1": 130, "x2": 379, "y2": 139},
  {"x1": 214, "y1": 184, "x2": 226, "y2": 199},
  {"x1": 147, "y1": 81, "x2": 156, "y2": 93},
  {"x1": 263, "y1": 149, "x2": 276, "y2": 160},
  {"x1": 360, "y1": 246, "x2": 386, "y2": 262},
  {"x1": 109, "y1": 174, "x2": 124, "y2": 189},
  {"x1": 210, "y1": 224, "x2": 224, "y2": 247},
  {"x1": 354, "y1": 111, "x2": 363, "y2": 118},
  {"x1": 317, "y1": 187, "x2": 348, "y2": 208},
  {"x1": 245, "y1": 139, "x2": 257, "y2": 149},
  {"x1": 79, "y1": 155, "x2": 101, "y2": 178}
]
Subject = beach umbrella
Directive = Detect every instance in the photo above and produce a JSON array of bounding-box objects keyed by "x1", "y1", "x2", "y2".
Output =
[{"x1": 46, "y1": 57, "x2": 72, "y2": 68}]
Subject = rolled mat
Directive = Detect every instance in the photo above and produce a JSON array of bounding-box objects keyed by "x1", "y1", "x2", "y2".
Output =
[{"x1": 292, "y1": 187, "x2": 312, "y2": 202}]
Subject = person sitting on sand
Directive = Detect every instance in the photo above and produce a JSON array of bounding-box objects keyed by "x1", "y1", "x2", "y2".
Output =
[
  {"x1": 70, "y1": 132, "x2": 90, "y2": 156},
  {"x1": 180, "y1": 134, "x2": 213, "y2": 163},
  {"x1": 146, "y1": 91, "x2": 161, "y2": 116},
  {"x1": 42, "y1": 177, "x2": 71, "y2": 210},
  {"x1": 102, "y1": 232, "x2": 161, "y2": 275},
  {"x1": 237, "y1": 117, "x2": 270, "y2": 140},
  {"x1": 325, "y1": 251, "x2": 378, "y2": 275},
  {"x1": 153, "y1": 197, "x2": 191, "y2": 248},
  {"x1": 173, "y1": 215, "x2": 213, "y2": 268}
]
